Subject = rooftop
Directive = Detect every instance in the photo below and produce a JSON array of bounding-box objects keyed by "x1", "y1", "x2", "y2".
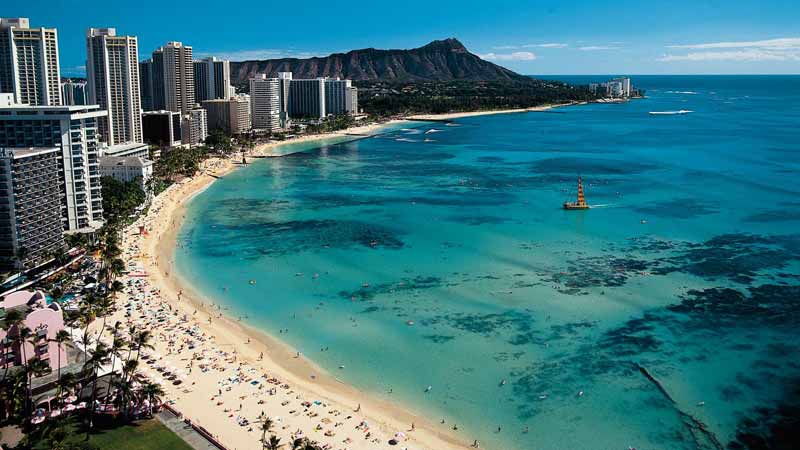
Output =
[
  {"x1": 99, "y1": 156, "x2": 152, "y2": 168},
  {"x1": 0, "y1": 147, "x2": 60, "y2": 159}
]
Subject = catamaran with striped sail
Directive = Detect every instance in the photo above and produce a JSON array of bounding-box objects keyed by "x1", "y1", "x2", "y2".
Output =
[{"x1": 563, "y1": 177, "x2": 590, "y2": 210}]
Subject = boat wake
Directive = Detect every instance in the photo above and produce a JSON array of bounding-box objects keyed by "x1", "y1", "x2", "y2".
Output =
[
  {"x1": 649, "y1": 110, "x2": 693, "y2": 116},
  {"x1": 664, "y1": 90, "x2": 698, "y2": 95}
]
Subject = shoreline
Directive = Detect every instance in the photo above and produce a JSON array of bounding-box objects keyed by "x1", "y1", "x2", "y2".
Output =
[
  {"x1": 250, "y1": 119, "x2": 411, "y2": 157},
  {"x1": 124, "y1": 124, "x2": 475, "y2": 450},
  {"x1": 405, "y1": 101, "x2": 585, "y2": 121}
]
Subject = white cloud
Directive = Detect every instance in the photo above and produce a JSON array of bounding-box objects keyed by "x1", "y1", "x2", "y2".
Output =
[
  {"x1": 480, "y1": 51, "x2": 537, "y2": 61},
  {"x1": 195, "y1": 49, "x2": 325, "y2": 61},
  {"x1": 667, "y1": 37, "x2": 800, "y2": 50},
  {"x1": 578, "y1": 46, "x2": 620, "y2": 51},
  {"x1": 658, "y1": 50, "x2": 800, "y2": 62},
  {"x1": 492, "y1": 43, "x2": 567, "y2": 50},
  {"x1": 660, "y1": 37, "x2": 800, "y2": 63},
  {"x1": 526, "y1": 43, "x2": 568, "y2": 49}
]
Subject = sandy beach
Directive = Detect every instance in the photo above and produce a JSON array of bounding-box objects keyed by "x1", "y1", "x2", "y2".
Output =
[
  {"x1": 405, "y1": 102, "x2": 584, "y2": 121},
  {"x1": 95, "y1": 126, "x2": 476, "y2": 450},
  {"x1": 250, "y1": 120, "x2": 409, "y2": 157}
]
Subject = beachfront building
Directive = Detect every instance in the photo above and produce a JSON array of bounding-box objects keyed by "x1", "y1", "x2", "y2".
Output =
[
  {"x1": 194, "y1": 56, "x2": 231, "y2": 102},
  {"x1": 277, "y1": 72, "x2": 292, "y2": 128},
  {"x1": 99, "y1": 156, "x2": 153, "y2": 189},
  {"x1": 101, "y1": 142, "x2": 150, "y2": 159},
  {"x1": 60, "y1": 80, "x2": 87, "y2": 106},
  {"x1": 249, "y1": 74, "x2": 281, "y2": 132},
  {"x1": 0, "y1": 102, "x2": 106, "y2": 232},
  {"x1": 0, "y1": 18, "x2": 62, "y2": 107},
  {"x1": 181, "y1": 108, "x2": 208, "y2": 145},
  {"x1": 288, "y1": 77, "x2": 326, "y2": 120},
  {"x1": 0, "y1": 290, "x2": 68, "y2": 372},
  {"x1": 142, "y1": 110, "x2": 182, "y2": 147},
  {"x1": 202, "y1": 94, "x2": 251, "y2": 135},
  {"x1": 0, "y1": 147, "x2": 65, "y2": 272},
  {"x1": 324, "y1": 78, "x2": 356, "y2": 116},
  {"x1": 86, "y1": 27, "x2": 143, "y2": 145}
]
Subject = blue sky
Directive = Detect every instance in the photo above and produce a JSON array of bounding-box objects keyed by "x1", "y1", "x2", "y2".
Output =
[{"x1": 7, "y1": 0, "x2": 800, "y2": 76}]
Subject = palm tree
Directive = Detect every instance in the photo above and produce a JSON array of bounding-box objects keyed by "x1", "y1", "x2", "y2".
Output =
[
  {"x1": 56, "y1": 372, "x2": 77, "y2": 402},
  {"x1": 79, "y1": 330, "x2": 92, "y2": 366},
  {"x1": 1, "y1": 309, "x2": 24, "y2": 378},
  {"x1": 16, "y1": 326, "x2": 32, "y2": 413},
  {"x1": 25, "y1": 357, "x2": 50, "y2": 415},
  {"x1": 138, "y1": 381, "x2": 164, "y2": 417},
  {"x1": 52, "y1": 330, "x2": 71, "y2": 383},
  {"x1": 131, "y1": 330, "x2": 153, "y2": 367},
  {"x1": 265, "y1": 435, "x2": 282, "y2": 450},
  {"x1": 83, "y1": 342, "x2": 110, "y2": 431},
  {"x1": 259, "y1": 416, "x2": 274, "y2": 450},
  {"x1": 93, "y1": 295, "x2": 115, "y2": 343},
  {"x1": 103, "y1": 335, "x2": 127, "y2": 406}
]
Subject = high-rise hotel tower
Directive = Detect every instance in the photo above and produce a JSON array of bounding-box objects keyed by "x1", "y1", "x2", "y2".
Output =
[
  {"x1": 0, "y1": 18, "x2": 62, "y2": 106},
  {"x1": 86, "y1": 27, "x2": 143, "y2": 145}
]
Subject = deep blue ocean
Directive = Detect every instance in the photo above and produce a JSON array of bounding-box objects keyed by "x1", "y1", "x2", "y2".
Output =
[{"x1": 175, "y1": 76, "x2": 800, "y2": 450}]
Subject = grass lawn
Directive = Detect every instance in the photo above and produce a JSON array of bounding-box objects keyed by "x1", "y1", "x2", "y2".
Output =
[
  {"x1": 27, "y1": 416, "x2": 194, "y2": 450},
  {"x1": 87, "y1": 418, "x2": 194, "y2": 450}
]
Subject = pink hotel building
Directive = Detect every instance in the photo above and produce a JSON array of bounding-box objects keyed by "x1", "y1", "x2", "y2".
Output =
[{"x1": 0, "y1": 290, "x2": 68, "y2": 372}]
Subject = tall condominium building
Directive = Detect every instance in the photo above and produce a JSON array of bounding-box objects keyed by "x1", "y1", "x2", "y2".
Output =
[
  {"x1": 61, "y1": 80, "x2": 87, "y2": 106},
  {"x1": 347, "y1": 86, "x2": 358, "y2": 114},
  {"x1": 202, "y1": 94, "x2": 251, "y2": 135},
  {"x1": 86, "y1": 27, "x2": 143, "y2": 145},
  {"x1": 194, "y1": 56, "x2": 231, "y2": 102},
  {"x1": 249, "y1": 75, "x2": 281, "y2": 131},
  {"x1": 151, "y1": 42, "x2": 194, "y2": 114},
  {"x1": 277, "y1": 72, "x2": 292, "y2": 127},
  {"x1": 0, "y1": 103, "x2": 106, "y2": 232},
  {"x1": 0, "y1": 147, "x2": 65, "y2": 271},
  {"x1": 0, "y1": 18, "x2": 62, "y2": 106},
  {"x1": 325, "y1": 79, "x2": 357, "y2": 116},
  {"x1": 142, "y1": 110, "x2": 182, "y2": 147},
  {"x1": 288, "y1": 78, "x2": 325, "y2": 120},
  {"x1": 181, "y1": 108, "x2": 208, "y2": 145},
  {"x1": 138, "y1": 59, "x2": 154, "y2": 111}
]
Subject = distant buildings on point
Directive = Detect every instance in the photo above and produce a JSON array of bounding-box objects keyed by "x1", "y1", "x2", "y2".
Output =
[{"x1": 588, "y1": 77, "x2": 637, "y2": 98}]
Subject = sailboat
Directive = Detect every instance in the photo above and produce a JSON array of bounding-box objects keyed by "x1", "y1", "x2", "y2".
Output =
[{"x1": 563, "y1": 177, "x2": 589, "y2": 210}]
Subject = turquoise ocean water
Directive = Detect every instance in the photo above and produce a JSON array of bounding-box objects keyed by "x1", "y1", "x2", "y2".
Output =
[{"x1": 175, "y1": 76, "x2": 800, "y2": 450}]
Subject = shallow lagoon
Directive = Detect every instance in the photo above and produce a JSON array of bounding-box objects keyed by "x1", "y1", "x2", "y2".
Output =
[{"x1": 176, "y1": 76, "x2": 800, "y2": 450}]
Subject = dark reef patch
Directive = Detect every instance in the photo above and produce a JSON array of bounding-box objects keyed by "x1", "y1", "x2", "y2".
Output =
[
  {"x1": 422, "y1": 334, "x2": 456, "y2": 344},
  {"x1": 654, "y1": 233, "x2": 800, "y2": 282},
  {"x1": 743, "y1": 207, "x2": 800, "y2": 223},
  {"x1": 338, "y1": 276, "x2": 443, "y2": 302},
  {"x1": 548, "y1": 255, "x2": 655, "y2": 293},
  {"x1": 530, "y1": 157, "x2": 659, "y2": 175},
  {"x1": 193, "y1": 218, "x2": 405, "y2": 258},
  {"x1": 446, "y1": 214, "x2": 512, "y2": 226},
  {"x1": 728, "y1": 377, "x2": 800, "y2": 450},
  {"x1": 632, "y1": 198, "x2": 719, "y2": 219}
]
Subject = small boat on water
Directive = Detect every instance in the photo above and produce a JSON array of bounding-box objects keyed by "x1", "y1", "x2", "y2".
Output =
[
  {"x1": 649, "y1": 110, "x2": 693, "y2": 115},
  {"x1": 563, "y1": 177, "x2": 590, "y2": 210}
]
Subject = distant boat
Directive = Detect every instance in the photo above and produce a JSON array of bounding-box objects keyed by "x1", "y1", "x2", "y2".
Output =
[
  {"x1": 563, "y1": 177, "x2": 590, "y2": 210},
  {"x1": 649, "y1": 110, "x2": 693, "y2": 115}
]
